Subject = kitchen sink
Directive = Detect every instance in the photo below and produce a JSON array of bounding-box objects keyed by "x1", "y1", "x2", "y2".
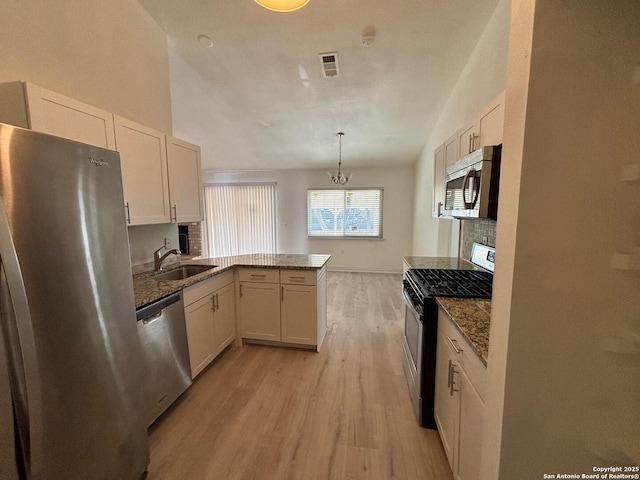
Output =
[{"x1": 152, "y1": 265, "x2": 216, "y2": 281}]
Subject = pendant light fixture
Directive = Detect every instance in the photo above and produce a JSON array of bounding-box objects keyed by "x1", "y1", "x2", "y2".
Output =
[
  {"x1": 253, "y1": 0, "x2": 310, "y2": 12},
  {"x1": 328, "y1": 132, "x2": 352, "y2": 185}
]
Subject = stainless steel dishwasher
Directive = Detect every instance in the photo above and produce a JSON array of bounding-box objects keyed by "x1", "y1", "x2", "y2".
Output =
[{"x1": 136, "y1": 291, "x2": 191, "y2": 427}]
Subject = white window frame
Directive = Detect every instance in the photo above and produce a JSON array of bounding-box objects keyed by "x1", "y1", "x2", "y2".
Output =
[{"x1": 307, "y1": 187, "x2": 384, "y2": 239}]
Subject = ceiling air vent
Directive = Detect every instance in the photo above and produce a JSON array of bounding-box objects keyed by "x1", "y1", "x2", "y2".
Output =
[{"x1": 319, "y1": 52, "x2": 340, "y2": 78}]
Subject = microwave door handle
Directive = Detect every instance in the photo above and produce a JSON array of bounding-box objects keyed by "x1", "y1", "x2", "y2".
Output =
[
  {"x1": 0, "y1": 197, "x2": 42, "y2": 478},
  {"x1": 470, "y1": 171, "x2": 481, "y2": 208},
  {"x1": 462, "y1": 169, "x2": 475, "y2": 209}
]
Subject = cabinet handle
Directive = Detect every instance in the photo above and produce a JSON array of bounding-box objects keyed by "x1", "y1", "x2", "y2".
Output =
[
  {"x1": 289, "y1": 276, "x2": 305, "y2": 281},
  {"x1": 239, "y1": 284, "x2": 243, "y2": 298},
  {"x1": 281, "y1": 285, "x2": 284, "y2": 302},
  {"x1": 215, "y1": 293, "x2": 219, "y2": 310},
  {"x1": 171, "y1": 204, "x2": 177, "y2": 222},
  {"x1": 449, "y1": 364, "x2": 459, "y2": 396},
  {"x1": 447, "y1": 359, "x2": 453, "y2": 387},
  {"x1": 125, "y1": 202, "x2": 131, "y2": 224},
  {"x1": 468, "y1": 134, "x2": 473, "y2": 154},
  {"x1": 446, "y1": 335, "x2": 463, "y2": 354},
  {"x1": 251, "y1": 274, "x2": 266, "y2": 278},
  {"x1": 437, "y1": 202, "x2": 443, "y2": 217},
  {"x1": 472, "y1": 133, "x2": 479, "y2": 151}
]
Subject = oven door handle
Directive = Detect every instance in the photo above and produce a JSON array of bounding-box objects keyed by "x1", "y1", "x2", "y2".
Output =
[{"x1": 402, "y1": 288, "x2": 421, "y2": 318}]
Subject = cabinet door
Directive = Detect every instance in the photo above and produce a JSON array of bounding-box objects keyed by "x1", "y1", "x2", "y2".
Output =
[
  {"x1": 213, "y1": 283, "x2": 236, "y2": 355},
  {"x1": 239, "y1": 282, "x2": 281, "y2": 341},
  {"x1": 432, "y1": 144, "x2": 446, "y2": 218},
  {"x1": 166, "y1": 136, "x2": 203, "y2": 223},
  {"x1": 456, "y1": 368, "x2": 484, "y2": 480},
  {"x1": 316, "y1": 266, "x2": 328, "y2": 351},
  {"x1": 281, "y1": 284, "x2": 317, "y2": 346},
  {"x1": 457, "y1": 123, "x2": 476, "y2": 158},
  {"x1": 184, "y1": 295, "x2": 215, "y2": 379},
  {"x1": 444, "y1": 132, "x2": 459, "y2": 169},
  {"x1": 476, "y1": 91, "x2": 505, "y2": 148},
  {"x1": 114, "y1": 115, "x2": 170, "y2": 225},
  {"x1": 24, "y1": 83, "x2": 116, "y2": 149},
  {"x1": 434, "y1": 331, "x2": 459, "y2": 470}
]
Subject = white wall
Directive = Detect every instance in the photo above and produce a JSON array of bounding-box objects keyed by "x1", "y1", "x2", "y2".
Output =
[
  {"x1": 411, "y1": 0, "x2": 511, "y2": 257},
  {"x1": 0, "y1": 0, "x2": 178, "y2": 268},
  {"x1": 203, "y1": 166, "x2": 414, "y2": 273},
  {"x1": 0, "y1": 0, "x2": 172, "y2": 133},
  {"x1": 483, "y1": 1, "x2": 640, "y2": 478},
  {"x1": 128, "y1": 224, "x2": 180, "y2": 268}
]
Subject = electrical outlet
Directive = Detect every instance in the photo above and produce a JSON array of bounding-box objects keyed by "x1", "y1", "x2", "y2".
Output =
[
  {"x1": 482, "y1": 236, "x2": 489, "y2": 245},
  {"x1": 164, "y1": 237, "x2": 171, "y2": 248}
]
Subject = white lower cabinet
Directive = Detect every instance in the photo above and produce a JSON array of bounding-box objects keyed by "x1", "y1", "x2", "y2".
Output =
[
  {"x1": 281, "y1": 284, "x2": 316, "y2": 345},
  {"x1": 183, "y1": 270, "x2": 235, "y2": 379},
  {"x1": 212, "y1": 283, "x2": 236, "y2": 354},
  {"x1": 457, "y1": 367, "x2": 484, "y2": 480},
  {"x1": 238, "y1": 281, "x2": 281, "y2": 341},
  {"x1": 184, "y1": 295, "x2": 215, "y2": 379},
  {"x1": 238, "y1": 267, "x2": 327, "y2": 351},
  {"x1": 435, "y1": 308, "x2": 486, "y2": 480},
  {"x1": 434, "y1": 328, "x2": 458, "y2": 469}
]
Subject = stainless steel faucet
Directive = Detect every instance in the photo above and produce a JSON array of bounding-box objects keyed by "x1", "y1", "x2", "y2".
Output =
[{"x1": 153, "y1": 245, "x2": 181, "y2": 272}]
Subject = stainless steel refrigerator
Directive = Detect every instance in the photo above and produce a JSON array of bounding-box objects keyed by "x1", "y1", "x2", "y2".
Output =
[{"x1": 0, "y1": 123, "x2": 149, "y2": 479}]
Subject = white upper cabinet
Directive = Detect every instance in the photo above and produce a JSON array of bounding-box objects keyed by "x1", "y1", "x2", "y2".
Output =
[
  {"x1": 114, "y1": 115, "x2": 171, "y2": 225},
  {"x1": 444, "y1": 131, "x2": 459, "y2": 170},
  {"x1": 475, "y1": 90, "x2": 505, "y2": 149},
  {"x1": 0, "y1": 81, "x2": 116, "y2": 149},
  {"x1": 0, "y1": 82, "x2": 205, "y2": 227},
  {"x1": 457, "y1": 91, "x2": 505, "y2": 158},
  {"x1": 166, "y1": 136, "x2": 203, "y2": 223}
]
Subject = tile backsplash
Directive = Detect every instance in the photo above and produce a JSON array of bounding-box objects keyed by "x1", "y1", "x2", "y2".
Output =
[{"x1": 459, "y1": 218, "x2": 497, "y2": 261}]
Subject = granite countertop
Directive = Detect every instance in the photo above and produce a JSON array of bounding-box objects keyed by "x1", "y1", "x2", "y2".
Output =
[
  {"x1": 436, "y1": 297, "x2": 491, "y2": 365},
  {"x1": 133, "y1": 253, "x2": 331, "y2": 309},
  {"x1": 402, "y1": 255, "x2": 478, "y2": 270}
]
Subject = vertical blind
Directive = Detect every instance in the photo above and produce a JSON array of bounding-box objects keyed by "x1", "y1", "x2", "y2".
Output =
[
  {"x1": 202, "y1": 183, "x2": 277, "y2": 257},
  {"x1": 307, "y1": 188, "x2": 383, "y2": 237}
]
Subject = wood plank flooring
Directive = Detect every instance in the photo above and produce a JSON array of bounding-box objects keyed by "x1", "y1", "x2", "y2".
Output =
[{"x1": 147, "y1": 272, "x2": 453, "y2": 480}]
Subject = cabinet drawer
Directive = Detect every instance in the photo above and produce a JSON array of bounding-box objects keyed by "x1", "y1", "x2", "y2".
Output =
[
  {"x1": 238, "y1": 268, "x2": 279, "y2": 283},
  {"x1": 438, "y1": 309, "x2": 487, "y2": 401},
  {"x1": 280, "y1": 269, "x2": 317, "y2": 286},
  {"x1": 183, "y1": 269, "x2": 233, "y2": 306}
]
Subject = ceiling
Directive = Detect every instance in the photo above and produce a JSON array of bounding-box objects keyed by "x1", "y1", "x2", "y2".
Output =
[{"x1": 138, "y1": 0, "x2": 500, "y2": 171}]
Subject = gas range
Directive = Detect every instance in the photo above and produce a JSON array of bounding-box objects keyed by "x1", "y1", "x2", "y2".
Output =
[{"x1": 401, "y1": 242, "x2": 495, "y2": 429}]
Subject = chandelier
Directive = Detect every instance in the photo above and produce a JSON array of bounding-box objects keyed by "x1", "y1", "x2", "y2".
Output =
[
  {"x1": 328, "y1": 132, "x2": 352, "y2": 185},
  {"x1": 253, "y1": 0, "x2": 310, "y2": 12}
]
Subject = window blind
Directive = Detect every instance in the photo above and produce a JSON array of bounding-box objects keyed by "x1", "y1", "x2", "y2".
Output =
[
  {"x1": 202, "y1": 183, "x2": 277, "y2": 257},
  {"x1": 307, "y1": 188, "x2": 383, "y2": 238}
]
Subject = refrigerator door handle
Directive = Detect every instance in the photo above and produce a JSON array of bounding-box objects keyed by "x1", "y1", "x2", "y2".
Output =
[{"x1": 0, "y1": 196, "x2": 42, "y2": 478}]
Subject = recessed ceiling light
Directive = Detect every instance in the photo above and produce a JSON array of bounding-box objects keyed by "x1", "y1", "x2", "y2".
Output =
[
  {"x1": 197, "y1": 34, "x2": 213, "y2": 48},
  {"x1": 253, "y1": 0, "x2": 310, "y2": 12}
]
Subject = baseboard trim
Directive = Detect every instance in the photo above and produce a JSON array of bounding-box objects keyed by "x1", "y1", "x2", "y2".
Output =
[{"x1": 326, "y1": 266, "x2": 403, "y2": 275}]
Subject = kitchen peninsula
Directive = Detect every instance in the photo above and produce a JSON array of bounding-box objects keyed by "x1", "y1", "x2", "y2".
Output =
[{"x1": 133, "y1": 253, "x2": 330, "y2": 378}]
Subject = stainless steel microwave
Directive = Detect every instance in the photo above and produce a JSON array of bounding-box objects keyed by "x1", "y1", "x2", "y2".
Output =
[{"x1": 443, "y1": 145, "x2": 502, "y2": 219}]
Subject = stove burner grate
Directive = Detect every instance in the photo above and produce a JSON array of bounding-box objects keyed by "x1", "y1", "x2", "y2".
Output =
[{"x1": 408, "y1": 268, "x2": 493, "y2": 299}]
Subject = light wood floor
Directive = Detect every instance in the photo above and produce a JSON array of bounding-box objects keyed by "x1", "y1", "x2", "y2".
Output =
[{"x1": 147, "y1": 272, "x2": 453, "y2": 480}]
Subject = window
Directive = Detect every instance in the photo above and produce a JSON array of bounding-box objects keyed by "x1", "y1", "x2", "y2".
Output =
[
  {"x1": 307, "y1": 188, "x2": 383, "y2": 238},
  {"x1": 202, "y1": 183, "x2": 277, "y2": 257}
]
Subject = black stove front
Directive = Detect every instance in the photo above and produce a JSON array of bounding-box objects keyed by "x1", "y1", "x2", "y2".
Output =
[{"x1": 402, "y1": 266, "x2": 493, "y2": 429}]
